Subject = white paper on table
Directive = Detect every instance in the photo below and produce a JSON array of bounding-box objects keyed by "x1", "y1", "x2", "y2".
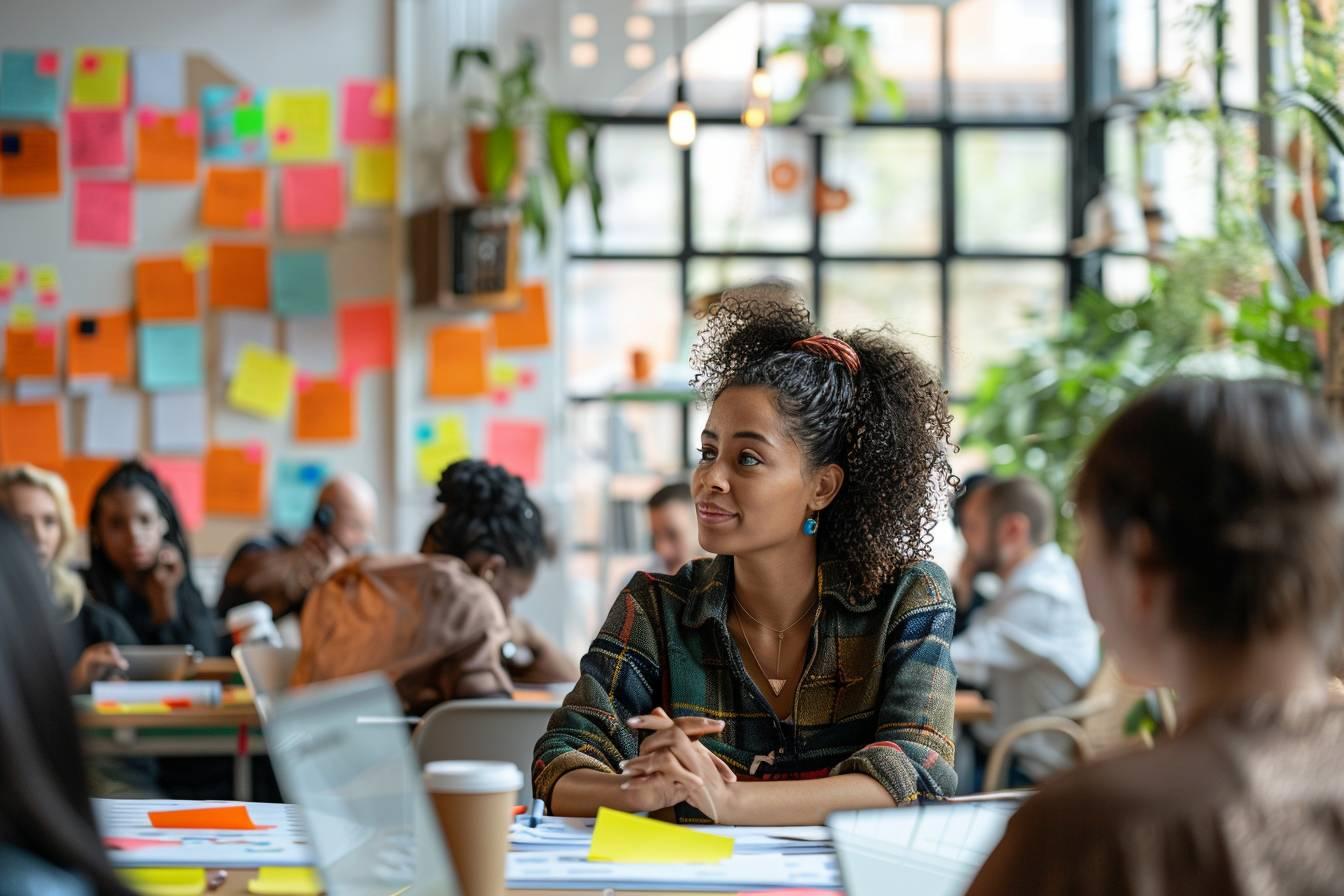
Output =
[
  {"x1": 510, "y1": 817, "x2": 832, "y2": 853},
  {"x1": 95, "y1": 798, "x2": 313, "y2": 868},
  {"x1": 506, "y1": 850, "x2": 841, "y2": 891},
  {"x1": 150, "y1": 390, "x2": 208, "y2": 455},
  {"x1": 15, "y1": 377, "x2": 62, "y2": 402},
  {"x1": 133, "y1": 49, "x2": 186, "y2": 109},
  {"x1": 82, "y1": 390, "x2": 141, "y2": 457},
  {"x1": 284, "y1": 315, "x2": 339, "y2": 376},
  {"x1": 218, "y1": 312, "x2": 276, "y2": 379}
]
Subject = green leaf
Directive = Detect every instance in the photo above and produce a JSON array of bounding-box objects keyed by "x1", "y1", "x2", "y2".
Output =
[
  {"x1": 521, "y1": 172, "x2": 548, "y2": 248},
  {"x1": 879, "y1": 78, "x2": 904, "y2": 117},
  {"x1": 546, "y1": 109, "x2": 580, "y2": 202},
  {"x1": 451, "y1": 48, "x2": 493, "y2": 86},
  {"x1": 484, "y1": 124, "x2": 517, "y2": 198},
  {"x1": 582, "y1": 124, "x2": 603, "y2": 235}
]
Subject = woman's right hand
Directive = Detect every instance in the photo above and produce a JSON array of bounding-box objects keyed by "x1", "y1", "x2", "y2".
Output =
[
  {"x1": 70, "y1": 642, "x2": 128, "y2": 692},
  {"x1": 618, "y1": 707, "x2": 736, "y2": 814}
]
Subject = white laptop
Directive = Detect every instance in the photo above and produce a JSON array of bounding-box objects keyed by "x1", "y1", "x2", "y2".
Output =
[
  {"x1": 828, "y1": 795, "x2": 1024, "y2": 896},
  {"x1": 265, "y1": 673, "x2": 457, "y2": 896}
]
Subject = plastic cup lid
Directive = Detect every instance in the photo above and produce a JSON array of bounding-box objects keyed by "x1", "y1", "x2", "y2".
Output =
[
  {"x1": 226, "y1": 601, "x2": 273, "y2": 627},
  {"x1": 423, "y1": 760, "x2": 524, "y2": 794}
]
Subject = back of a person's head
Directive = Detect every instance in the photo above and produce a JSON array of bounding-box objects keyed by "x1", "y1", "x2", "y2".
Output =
[
  {"x1": 647, "y1": 482, "x2": 692, "y2": 510},
  {"x1": 1076, "y1": 378, "x2": 1344, "y2": 650},
  {"x1": 984, "y1": 476, "x2": 1055, "y2": 546},
  {"x1": 0, "y1": 513, "x2": 132, "y2": 895},
  {"x1": 420, "y1": 459, "x2": 551, "y2": 573}
]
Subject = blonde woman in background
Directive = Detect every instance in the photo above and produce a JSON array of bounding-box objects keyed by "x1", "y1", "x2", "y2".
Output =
[{"x1": 0, "y1": 465, "x2": 134, "y2": 691}]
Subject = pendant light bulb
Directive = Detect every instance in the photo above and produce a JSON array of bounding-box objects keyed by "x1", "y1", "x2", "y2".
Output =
[{"x1": 668, "y1": 98, "x2": 697, "y2": 148}]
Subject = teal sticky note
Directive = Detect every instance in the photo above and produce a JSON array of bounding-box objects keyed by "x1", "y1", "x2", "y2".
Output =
[
  {"x1": 272, "y1": 459, "x2": 328, "y2": 531},
  {"x1": 271, "y1": 251, "x2": 332, "y2": 317},
  {"x1": 0, "y1": 51, "x2": 60, "y2": 122},
  {"x1": 139, "y1": 324, "x2": 204, "y2": 391}
]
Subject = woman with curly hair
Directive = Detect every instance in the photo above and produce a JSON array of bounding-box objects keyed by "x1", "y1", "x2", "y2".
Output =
[{"x1": 535, "y1": 282, "x2": 958, "y2": 824}]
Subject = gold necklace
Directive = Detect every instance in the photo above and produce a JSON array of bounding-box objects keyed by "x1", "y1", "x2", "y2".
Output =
[{"x1": 733, "y1": 598, "x2": 817, "y2": 697}]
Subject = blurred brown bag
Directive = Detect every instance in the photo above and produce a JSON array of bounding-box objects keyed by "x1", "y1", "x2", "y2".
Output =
[{"x1": 291, "y1": 554, "x2": 513, "y2": 714}]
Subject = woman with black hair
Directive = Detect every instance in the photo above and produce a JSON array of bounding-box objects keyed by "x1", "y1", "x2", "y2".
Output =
[
  {"x1": 536, "y1": 283, "x2": 959, "y2": 824},
  {"x1": 83, "y1": 461, "x2": 217, "y2": 654},
  {"x1": 0, "y1": 512, "x2": 135, "y2": 895}
]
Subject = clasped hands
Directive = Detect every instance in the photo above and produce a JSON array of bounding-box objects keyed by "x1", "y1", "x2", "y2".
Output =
[{"x1": 618, "y1": 707, "x2": 737, "y2": 822}]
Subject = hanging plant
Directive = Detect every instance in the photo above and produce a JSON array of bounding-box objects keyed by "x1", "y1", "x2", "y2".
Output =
[{"x1": 769, "y1": 10, "x2": 903, "y2": 129}]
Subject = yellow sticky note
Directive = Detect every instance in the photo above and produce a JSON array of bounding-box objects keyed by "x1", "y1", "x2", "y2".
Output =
[
  {"x1": 587, "y1": 807, "x2": 734, "y2": 864},
  {"x1": 489, "y1": 359, "x2": 520, "y2": 388},
  {"x1": 10, "y1": 305, "x2": 37, "y2": 327},
  {"x1": 0, "y1": 262, "x2": 15, "y2": 289},
  {"x1": 415, "y1": 416, "x2": 470, "y2": 485},
  {"x1": 117, "y1": 867, "x2": 205, "y2": 896},
  {"x1": 266, "y1": 90, "x2": 333, "y2": 162},
  {"x1": 182, "y1": 241, "x2": 209, "y2": 273},
  {"x1": 33, "y1": 264, "x2": 59, "y2": 292},
  {"x1": 71, "y1": 47, "x2": 130, "y2": 108},
  {"x1": 247, "y1": 867, "x2": 323, "y2": 895},
  {"x1": 228, "y1": 345, "x2": 296, "y2": 421},
  {"x1": 353, "y1": 145, "x2": 396, "y2": 206}
]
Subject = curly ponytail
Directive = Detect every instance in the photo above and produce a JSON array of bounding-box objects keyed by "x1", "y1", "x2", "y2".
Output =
[{"x1": 420, "y1": 459, "x2": 551, "y2": 573}]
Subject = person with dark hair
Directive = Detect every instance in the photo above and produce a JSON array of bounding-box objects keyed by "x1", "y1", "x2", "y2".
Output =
[
  {"x1": 83, "y1": 461, "x2": 217, "y2": 655},
  {"x1": 0, "y1": 512, "x2": 135, "y2": 895},
  {"x1": 968, "y1": 378, "x2": 1344, "y2": 894},
  {"x1": 536, "y1": 283, "x2": 959, "y2": 824},
  {"x1": 950, "y1": 471, "x2": 996, "y2": 636},
  {"x1": 952, "y1": 475, "x2": 1099, "y2": 785},
  {"x1": 647, "y1": 481, "x2": 700, "y2": 575}
]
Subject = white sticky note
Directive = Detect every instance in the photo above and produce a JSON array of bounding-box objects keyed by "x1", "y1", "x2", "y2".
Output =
[
  {"x1": 133, "y1": 49, "x2": 185, "y2": 109},
  {"x1": 150, "y1": 390, "x2": 207, "y2": 455},
  {"x1": 285, "y1": 315, "x2": 339, "y2": 376},
  {"x1": 67, "y1": 375, "x2": 112, "y2": 397},
  {"x1": 14, "y1": 378, "x2": 62, "y2": 402},
  {"x1": 219, "y1": 311, "x2": 276, "y2": 378},
  {"x1": 82, "y1": 390, "x2": 141, "y2": 457}
]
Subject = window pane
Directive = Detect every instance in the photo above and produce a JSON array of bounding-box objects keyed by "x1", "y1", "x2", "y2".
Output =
[
  {"x1": 567, "y1": 126, "x2": 681, "y2": 254},
  {"x1": 842, "y1": 5, "x2": 942, "y2": 118},
  {"x1": 1152, "y1": 120, "x2": 1216, "y2": 237},
  {"x1": 949, "y1": 0, "x2": 1067, "y2": 118},
  {"x1": 820, "y1": 262, "x2": 941, "y2": 371},
  {"x1": 956, "y1": 129, "x2": 1067, "y2": 253},
  {"x1": 1223, "y1": 0, "x2": 1260, "y2": 107},
  {"x1": 1102, "y1": 255, "x2": 1151, "y2": 302},
  {"x1": 1105, "y1": 117, "x2": 1138, "y2": 195},
  {"x1": 1159, "y1": 0, "x2": 1215, "y2": 103},
  {"x1": 949, "y1": 261, "x2": 1065, "y2": 395},
  {"x1": 1118, "y1": 0, "x2": 1158, "y2": 92},
  {"x1": 687, "y1": 257, "x2": 813, "y2": 311},
  {"x1": 692, "y1": 126, "x2": 813, "y2": 252},
  {"x1": 566, "y1": 262, "x2": 682, "y2": 393},
  {"x1": 821, "y1": 130, "x2": 940, "y2": 255}
]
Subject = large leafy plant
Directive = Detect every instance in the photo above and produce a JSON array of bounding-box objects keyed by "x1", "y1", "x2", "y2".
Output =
[{"x1": 770, "y1": 10, "x2": 903, "y2": 124}]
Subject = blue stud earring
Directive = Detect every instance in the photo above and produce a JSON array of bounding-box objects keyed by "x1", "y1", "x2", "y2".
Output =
[{"x1": 802, "y1": 515, "x2": 819, "y2": 536}]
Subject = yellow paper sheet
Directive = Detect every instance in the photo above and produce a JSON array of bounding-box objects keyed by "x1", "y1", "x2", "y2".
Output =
[
  {"x1": 247, "y1": 867, "x2": 323, "y2": 895},
  {"x1": 587, "y1": 807, "x2": 734, "y2": 864},
  {"x1": 227, "y1": 345, "x2": 296, "y2": 420},
  {"x1": 352, "y1": 145, "x2": 396, "y2": 205},
  {"x1": 266, "y1": 90, "x2": 333, "y2": 162},
  {"x1": 117, "y1": 867, "x2": 205, "y2": 896},
  {"x1": 71, "y1": 47, "x2": 129, "y2": 108},
  {"x1": 415, "y1": 416, "x2": 470, "y2": 485}
]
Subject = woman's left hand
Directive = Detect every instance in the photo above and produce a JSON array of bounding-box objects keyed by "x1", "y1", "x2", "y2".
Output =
[{"x1": 621, "y1": 708, "x2": 737, "y2": 821}]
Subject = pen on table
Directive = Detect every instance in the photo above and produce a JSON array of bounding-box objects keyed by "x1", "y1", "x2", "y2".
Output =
[{"x1": 527, "y1": 798, "x2": 545, "y2": 828}]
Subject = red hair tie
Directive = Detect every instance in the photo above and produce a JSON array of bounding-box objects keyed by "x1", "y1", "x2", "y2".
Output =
[{"x1": 791, "y1": 335, "x2": 861, "y2": 375}]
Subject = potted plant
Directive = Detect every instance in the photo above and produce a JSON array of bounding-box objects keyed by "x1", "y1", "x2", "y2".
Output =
[
  {"x1": 770, "y1": 10, "x2": 903, "y2": 130},
  {"x1": 452, "y1": 40, "x2": 603, "y2": 246}
]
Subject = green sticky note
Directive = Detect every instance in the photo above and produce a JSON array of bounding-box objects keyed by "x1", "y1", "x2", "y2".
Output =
[
  {"x1": 247, "y1": 866, "x2": 323, "y2": 895},
  {"x1": 139, "y1": 323, "x2": 204, "y2": 391},
  {"x1": 271, "y1": 250, "x2": 331, "y2": 317},
  {"x1": 587, "y1": 807, "x2": 734, "y2": 864},
  {"x1": 117, "y1": 867, "x2": 206, "y2": 896},
  {"x1": 234, "y1": 104, "x2": 265, "y2": 138}
]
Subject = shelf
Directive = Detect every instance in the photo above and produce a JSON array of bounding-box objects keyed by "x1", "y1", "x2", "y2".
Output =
[{"x1": 569, "y1": 389, "x2": 699, "y2": 404}]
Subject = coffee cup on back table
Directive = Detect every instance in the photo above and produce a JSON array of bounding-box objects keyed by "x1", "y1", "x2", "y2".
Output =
[{"x1": 423, "y1": 760, "x2": 524, "y2": 896}]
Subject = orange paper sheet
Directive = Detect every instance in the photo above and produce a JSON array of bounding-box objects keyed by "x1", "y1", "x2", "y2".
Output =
[
  {"x1": 66, "y1": 311, "x2": 133, "y2": 381},
  {"x1": 0, "y1": 126, "x2": 62, "y2": 197},
  {"x1": 135, "y1": 110, "x2": 200, "y2": 183},
  {"x1": 491, "y1": 281, "x2": 551, "y2": 350},
  {"x1": 337, "y1": 300, "x2": 395, "y2": 376},
  {"x1": 204, "y1": 444, "x2": 265, "y2": 517},
  {"x1": 5, "y1": 325, "x2": 58, "y2": 380},
  {"x1": 62, "y1": 456, "x2": 119, "y2": 527},
  {"x1": 134, "y1": 256, "x2": 199, "y2": 321},
  {"x1": 426, "y1": 325, "x2": 489, "y2": 398},
  {"x1": 200, "y1": 166, "x2": 267, "y2": 230},
  {"x1": 208, "y1": 243, "x2": 269, "y2": 311},
  {"x1": 294, "y1": 377, "x2": 355, "y2": 441},
  {"x1": 0, "y1": 401, "x2": 63, "y2": 470},
  {"x1": 148, "y1": 805, "x2": 273, "y2": 831}
]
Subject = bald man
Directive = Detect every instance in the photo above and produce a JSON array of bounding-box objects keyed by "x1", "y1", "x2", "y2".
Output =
[{"x1": 216, "y1": 473, "x2": 379, "y2": 623}]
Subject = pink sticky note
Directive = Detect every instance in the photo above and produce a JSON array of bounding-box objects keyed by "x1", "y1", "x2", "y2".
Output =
[
  {"x1": 242, "y1": 441, "x2": 264, "y2": 464},
  {"x1": 137, "y1": 108, "x2": 160, "y2": 128},
  {"x1": 73, "y1": 180, "x2": 134, "y2": 247},
  {"x1": 105, "y1": 837, "x2": 181, "y2": 852},
  {"x1": 486, "y1": 419, "x2": 544, "y2": 485},
  {"x1": 280, "y1": 164, "x2": 345, "y2": 234},
  {"x1": 37, "y1": 291, "x2": 59, "y2": 308},
  {"x1": 295, "y1": 374, "x2": 314, "y2": 393},
  {"x1": 490, "y1": 389, "x2": 512, "y2": 407},
  {"x1": 342, "y1": 81, "x2": 395, "y2": 144},
  {"x1": 36, "y1": 51, "x2": 59, "y2": 77},
  {"x1": 244, "y1": 208, "x2": 263, "y2": 228},
  {"x1": 14, "y1": 266, "x2": 28, "y2": 287},
  {"x1": 147, "y1": 457, "x2": 204, "y2": 532},
  {"x1": 68, "y1": 109, "x2": 128, "y2": 169},
  {"x1": 35, "y1": 324, "x2": 56, "y2": 346},
  {"x1": 80, "y1": 52, "x2": 101, "y2": 73},
  {"x1": 175, "y1": 110, "x2": 200, "y2": 137},
  {"x1": 518, "y1": 368, "x2": 538, "y2": 389},
  {"x1": 274, "y1": 126, "x2": 293, "y2": 146},
  {"x1": 0, "y1": 287, "x2": 12, "y2": 303},
  {"x1": 236, "y1": 88, "x2": 253, "y2": 105}
]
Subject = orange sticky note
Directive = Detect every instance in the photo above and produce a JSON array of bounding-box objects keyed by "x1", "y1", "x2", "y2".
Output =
[
  {"x1": 67, "y1": 311, "x2": 133, "y2": 381},
  {"x1": 208, "y1": 243, "x2": 269, "y2": 310},
  {"x1": 201, "y1": 167, "x2": 267, "y2": 230},
  {"x1": 0, "y1": 401, "x2": 63, "y2": 470},
  {"x1": 427, "y1": 325, "x2": 489, "y2": 398},
  {"x1": 5, "y1": 325, "x2": 58, "y2": 380},
  {"x1": 62, "y1": 456, "x2": 119, "y2": 527},
  {"x1": 491, "y1": 280, "x2": 551, "y2": 350},
  {"x1": 134, "y1": 257, "x2": 198, "y2": 321},
  {"x1": 294, "y1": 377, "x2": 355, "y2": 441},
  {"x1": 147, "y1": 805, "x2": 273, "y2": 831},
  {"x1": 135, "y1": 110, "x2": 200, "y2": 183},
  {"x1": 204, "y1": 445, "x2": 265, "y2": 517},
  {"x1": 280, "y1": 164, "x2": 344, "y2": 233},
  {"x1": 337, "y1": 300, "x2": 395, "y2": 376},
  {"x1": 0, "y1": 126, "x2": 62, "y2": 197}
]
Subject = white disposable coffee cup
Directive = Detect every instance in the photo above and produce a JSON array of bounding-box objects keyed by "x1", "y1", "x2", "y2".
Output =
[{"x1": 424, "y1": 761, "x2": 524, "y2": 896}]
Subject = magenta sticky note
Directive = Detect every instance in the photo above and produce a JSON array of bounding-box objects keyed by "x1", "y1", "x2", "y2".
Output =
[
  {"x1": 175, "y1": 110, "x2": 200, "y2": 137},
  {"x1": 14, "y1": 266, "x2": 27, "y2": 287},
  {"x1": 36, "y1": 51, "x2": 59, "y2": 77},
  {"x1": 68, "y1": 109, "x2": 127, "y2": 169},
  {"x1": 518, "y1": 368, "x2": 538, "y2": 389},
  {"x1": 243, "y1": 441, "x2": 264, "y2": 464},
  {"x1": 35, "y1": 324, "x2": 56, "y2": 346},
  {"x1": 295, "y1": 373, "x2": 315, "y2": 393},
  {"x1": 80, "y1": 52, "x2": 101, "y2": 74},
  {"x1": 137, "y1": 108, "x2": 159, "y2": 128},
  {"x1": 73, "y1": 179, "x2": 134, "y2": 247},
  {"x1": 280, "y1": 164, "x2": 344, "y2": 234},
  {"x1": 490, "y1": 389, "x2": 511, "y2": 407},
  {"x1": 485, "y1": 419, "x2": 544, "y2": 485},
  {"x1": 36, "y1": 292, "x2": 58, "y2": 309},
  {"x1": 147, "y1": 457, "x2": 204, "y2": 532},
  {"x1": 342, "y1": 81, "x2": 394, "y2": 144}
]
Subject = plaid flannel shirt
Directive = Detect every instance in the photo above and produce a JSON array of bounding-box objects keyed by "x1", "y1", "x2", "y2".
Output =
[{"x1": 533, "y1": 555, "x2": 959, "y2": 822}]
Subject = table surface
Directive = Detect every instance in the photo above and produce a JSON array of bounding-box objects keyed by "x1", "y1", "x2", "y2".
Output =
[{"x1": 201, "y1": 867, "x2": 733, "y2": 896}]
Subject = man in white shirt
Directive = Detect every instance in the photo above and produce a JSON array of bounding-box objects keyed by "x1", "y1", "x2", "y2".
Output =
[{"x1": 952, "y1": 476, "x2": 1100, "y2": 786}]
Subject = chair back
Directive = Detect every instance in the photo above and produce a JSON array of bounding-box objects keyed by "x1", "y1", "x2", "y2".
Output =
[
  {"x1": 233, "y1": 644, "x2": 300, "y2": 723},
  {"x1": 412, "y1": 698, "x2": 561, "y2": 800}
]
